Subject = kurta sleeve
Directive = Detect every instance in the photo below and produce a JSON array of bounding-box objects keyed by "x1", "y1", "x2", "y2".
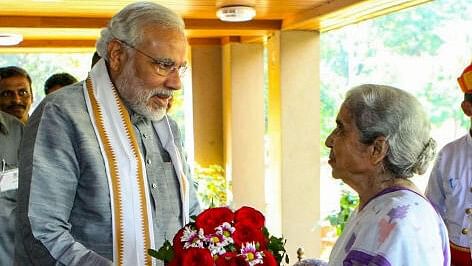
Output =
[{"x1": 15, "y1": 100, "x2": 112, "y2": 266}]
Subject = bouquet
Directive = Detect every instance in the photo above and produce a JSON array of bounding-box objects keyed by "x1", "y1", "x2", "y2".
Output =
[{"x1": 149, "y1": 206, "x2": 289, "y2": 266}]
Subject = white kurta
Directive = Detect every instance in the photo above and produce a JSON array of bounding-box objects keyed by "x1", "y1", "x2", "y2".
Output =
[
  {"x1": 426, "y1": 133, "x2": 472, "y2": 250},
  {"x1": 329, "y1": 188, "x2": 450, "y2": 266}
]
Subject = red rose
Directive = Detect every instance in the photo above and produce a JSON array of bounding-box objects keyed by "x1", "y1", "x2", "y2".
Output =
[
  {"x1": 261, "y1": 250, "x2": 277, "y2": 266},
  {"x1": 234, "y1": 206, "x2": 265, "y2": 230},
  {"x1": 233, "y1": 222, "x2": 267, "y2": 249},
  {"x1": 215, "y1": 252, "x2": 249, "y2": 266},
  {"x1": 172, "y1": 227, "x2": 186, "y2": 256},
  {"x1": 167, "y1": 255, "x2": 181, "y2": 266},
  {"x1": 196, "y1": 207, "x2": 234, "y2": 234},
  {"x1": 233, "y1": 255, "x2": 250, "y2": 266},
  {"x1": 182, "y1": 248, "x2": 214, "y2": 266}
]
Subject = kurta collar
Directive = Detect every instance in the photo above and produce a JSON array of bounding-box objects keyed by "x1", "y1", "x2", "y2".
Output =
[{"x1": 0, "y1": 113, "x2": 9, "y2": 135}]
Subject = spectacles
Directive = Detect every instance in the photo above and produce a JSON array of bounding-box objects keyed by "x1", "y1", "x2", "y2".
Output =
[{"x1": 116, "y1": 39, "x2": 187, "y2": 78}]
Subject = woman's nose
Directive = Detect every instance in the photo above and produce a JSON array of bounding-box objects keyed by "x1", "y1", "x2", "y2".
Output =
[{"x1": 325, "y1": 132, "x2": 334, "y2": 148}]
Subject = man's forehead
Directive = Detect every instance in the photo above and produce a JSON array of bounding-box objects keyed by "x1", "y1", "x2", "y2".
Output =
[
  {"x1": 143, "y1": 32, "x2": 187, "y2": 61},
  {"x1": 0, "y1": 76, "x2": 31, "y2": 89},
  {"x1": 141, "y1": 26, "x2": 186, "y2": 44}
]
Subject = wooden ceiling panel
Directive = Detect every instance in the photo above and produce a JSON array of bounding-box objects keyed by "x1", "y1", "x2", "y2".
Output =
[
  {"x1": 0, "y1": 0, "x2": 330, "y2": 19},
  {"x1": 0, "y1": 0, "x2": 431, "y2": 50}
]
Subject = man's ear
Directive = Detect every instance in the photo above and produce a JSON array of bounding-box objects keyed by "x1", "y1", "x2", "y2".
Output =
[
  {"x1": 461, "y1": 100, "x2": 472, "y2": 117},
  {"x1": 371, "y1": 136, "x2": 388, "y2": 165},
  {"x1": 107, "y1": 39, "x2": 126, "y2": 73}
]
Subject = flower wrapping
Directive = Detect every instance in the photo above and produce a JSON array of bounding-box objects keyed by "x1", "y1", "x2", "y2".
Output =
[{"x1": 149, "y1": 206, "x2": 288, "y2": 266}]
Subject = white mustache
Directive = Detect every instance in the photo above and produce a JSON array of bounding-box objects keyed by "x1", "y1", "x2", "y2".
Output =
[{"x1": 154, "y1": 89, "x2": 173, "y2": 98}]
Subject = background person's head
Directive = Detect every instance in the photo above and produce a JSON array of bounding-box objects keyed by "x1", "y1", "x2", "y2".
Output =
[
  {"x1": 44, "y1": 72, "x2": 78, "y2": 95},
  {"x1": 0, "y1": 66, "x2": 33, "y2": 123},
  {"x1": 458, "y1": 61, "x2": 472, "y2": 126},
  {"x1": 326, "y1": 84, "x2": 436, "y2": 182},
  {"x1": 96, "y1": 1, "x2": 187, "y2": 121}
]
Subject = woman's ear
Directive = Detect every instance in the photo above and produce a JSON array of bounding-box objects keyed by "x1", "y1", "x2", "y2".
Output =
[
  {"x1": 371, "y1": 136, "x2": 388, "y2": 165},
  {"x1": 107, "y1": 39, "x2": 126, "y2": 73},
  {"x1": 461, "y1": 100, "x2": 472, "y2": 117}
]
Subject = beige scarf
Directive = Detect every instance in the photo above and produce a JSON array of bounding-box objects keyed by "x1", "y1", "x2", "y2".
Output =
[
  {"x1": 83, "y1": 59, "x2": 156, "y2": 266},
  {"x1": 83, "y1": 59, "x2": 191, "y2": 265}
]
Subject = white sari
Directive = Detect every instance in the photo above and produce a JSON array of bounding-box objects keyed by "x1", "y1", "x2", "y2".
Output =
[{"x1": 329, "y1": 188, "x2": 450, "y2": 266}]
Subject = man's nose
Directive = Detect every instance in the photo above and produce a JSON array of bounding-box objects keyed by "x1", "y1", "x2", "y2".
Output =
[
  {"x1": 164, "y1": 71, "x2": 182, "y2": 91},
  {"x1": 10, "y1": 93, "x2": 23, "y2": 103}
]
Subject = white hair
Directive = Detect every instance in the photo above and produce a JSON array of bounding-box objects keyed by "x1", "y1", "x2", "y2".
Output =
[
  {"x1": 96, "y1": 1, "x2": 185, "y2": 61},
  {"x1": 344, "y1": 84, "x2": 436, "y2": 178}
]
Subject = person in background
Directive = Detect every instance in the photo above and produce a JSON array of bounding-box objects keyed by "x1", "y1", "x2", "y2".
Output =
[
  {"x1": 426, "y1": 61, "x2": 472, "y2": 266},
  {"x1": 325, "y1": 84, "x2": 450, "y2": 265},
  {"x1": 44, "y1": 72, "x2": 78, "y2": 95},
  {"x1": 0, "y1": 110, "x2": 23, "y2": 266},
  {"x1": 0, "y1": 66, "x2": 33, "y2": 124},
  {"x1": 15, "y1": 2, "x2": 200, "y2": 266}
]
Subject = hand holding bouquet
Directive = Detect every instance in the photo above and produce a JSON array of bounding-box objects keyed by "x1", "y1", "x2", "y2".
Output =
[{"x1": 149, "y1": 206, "x2": 288, "y2": 266}]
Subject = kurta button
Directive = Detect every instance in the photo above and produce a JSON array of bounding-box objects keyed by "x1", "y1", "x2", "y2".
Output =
[
  {"x1": 462, "y1": 228, "x2": 469, "y2": 235},
  {"x1": 152, "y1": 183, "x2": 157, "y2": 189},
  {"x1": 466, "y1": 208, "x2": 472, "y2": 215},
  {"x1": 146, "y1": 159, "x2": 151, "y2": 165},
  {"x1": 143, "y1": 133, "x2": 148, "y2": 139}
]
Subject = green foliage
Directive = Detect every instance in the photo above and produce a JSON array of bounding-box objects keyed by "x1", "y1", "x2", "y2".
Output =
[
  {"x1": 193, "y1": 164, "x2": 229, "y2": 209},
  {"x1": 320, "y1": 82, "x2": 342, "y2": 156},
  {"x1": 167, "y1": 89, "x2": 186, "y2": 140},
  {"x1": 326, "y1": 190, "x2": 359, "y2": 236},
  {"x1": 416, "y1": 82, "x2": 465, "y2": 126},
  {"x1": 263, "y1": 227, "x2": 289, "y2": 265},
  {"x1": 320, "y1": 32, "x2": 349, "y2": 77},
  {"x1": 0, "y1": 53, "x2": 92, "y2": 108},
  {"x1": 320, "y1": 0, "x2": 472, "y2": 151},
  {"x1": 372, "y1": 7, "x2": 444, "y2": 56},
  {"x1": 148, "y1": 240, "x2": 174, "y2": 263}
]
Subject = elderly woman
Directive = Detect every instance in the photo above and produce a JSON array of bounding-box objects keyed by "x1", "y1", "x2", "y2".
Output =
[{"x1": 324, "y1": 84, "x2": 450, "y2": 265}]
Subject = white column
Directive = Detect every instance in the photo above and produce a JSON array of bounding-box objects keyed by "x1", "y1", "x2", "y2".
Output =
[
  {"x1": 280, "y1": 30, "x2": 321, "y2": 259},
  {"x1": 222, "y1": 41, "x2": 266, "y2": 211}
]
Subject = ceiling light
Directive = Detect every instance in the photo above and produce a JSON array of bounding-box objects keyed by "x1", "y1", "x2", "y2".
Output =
[
  {"x1": 0, "y1": 33, "x2": 23, "y2": 46},
  {"x1": 217, "y1": 5, "x2": 256, "y2": 22}
]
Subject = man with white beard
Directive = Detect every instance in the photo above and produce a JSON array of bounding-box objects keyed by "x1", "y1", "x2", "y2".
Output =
[{"x1": 15, "y1": 2, "x2": 200, "y2": 265}]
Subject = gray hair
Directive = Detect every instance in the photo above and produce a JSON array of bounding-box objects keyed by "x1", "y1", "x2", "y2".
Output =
[
  {"x1": 344, "y1": 84, "x2": 436, "y2": 178},
  {"x1": 96, "y1": 1, "x2": 185, "y2": 61}
]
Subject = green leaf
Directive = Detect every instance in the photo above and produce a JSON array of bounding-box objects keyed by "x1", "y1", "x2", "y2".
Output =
[
  {"x1": 266, "y1": 235, "x2": 289, "y2": 264},
  {"x1": 148, "y1": 240, "x2": 174, "y2": 263}
]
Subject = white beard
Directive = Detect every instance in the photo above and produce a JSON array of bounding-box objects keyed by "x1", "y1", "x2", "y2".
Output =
[{"x1": 115, "y1": 59, "x2": 170, "y2": 121}]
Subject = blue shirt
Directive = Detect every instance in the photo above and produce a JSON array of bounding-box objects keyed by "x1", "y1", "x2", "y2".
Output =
[{"x1": 0, "y1": 111, "x2": 23, "y2": 266}]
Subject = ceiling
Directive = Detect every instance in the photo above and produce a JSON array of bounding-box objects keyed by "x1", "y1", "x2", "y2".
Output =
[{"x1": 0, "y1": 0, "x2": 430, "y2": 51}]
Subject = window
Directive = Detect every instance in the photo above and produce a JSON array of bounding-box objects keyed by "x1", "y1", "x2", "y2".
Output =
[{"x1": 319, "y1": 0, "x2": 472, "y2": 258}]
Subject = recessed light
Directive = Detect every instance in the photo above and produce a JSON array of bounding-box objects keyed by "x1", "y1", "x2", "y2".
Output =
[
  {"x1": 217, "y1": 5, "x2": 256, "y2": 22},
  {"x1": 0, "y1": 33, "x2": 23, "y2": 46}
]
